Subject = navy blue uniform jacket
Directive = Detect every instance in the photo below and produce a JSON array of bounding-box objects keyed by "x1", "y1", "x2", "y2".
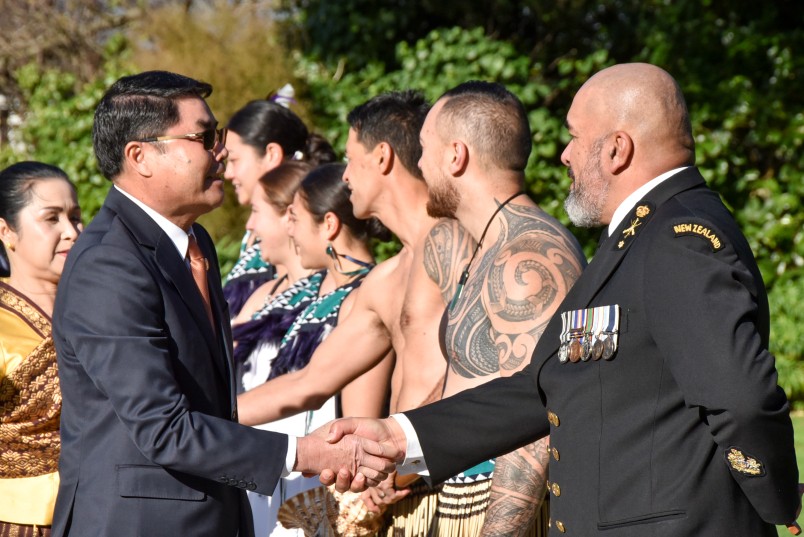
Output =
[{"x1": 405, "y1": 168, "x2": 798, "y2": 536}]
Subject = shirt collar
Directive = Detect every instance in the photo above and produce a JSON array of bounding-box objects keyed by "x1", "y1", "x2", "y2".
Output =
[
  {"x1": 114, "y1": 185, "x2": 192, "y2": 258},
  {"x1": 608, "y1": 167, "x2": 690, "y2": 235}
]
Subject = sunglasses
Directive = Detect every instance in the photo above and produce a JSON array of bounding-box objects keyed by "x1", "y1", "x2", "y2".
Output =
[{"x1": 138, "y1": 127, "x2": 227, "y2": 151}]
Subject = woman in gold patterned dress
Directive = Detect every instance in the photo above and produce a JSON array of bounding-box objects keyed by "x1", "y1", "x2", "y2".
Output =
[{"x1": 0, "y1": 162, "x2": 82, "y2": 537}]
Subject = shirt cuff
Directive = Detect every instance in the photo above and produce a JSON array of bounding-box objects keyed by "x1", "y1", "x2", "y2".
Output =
[
  {"x1": 284, "y1": 436, "x2": 296, "y2": 477},
  {"x1": 391, "y1": 414, "x2": 429, "y2": 476}
]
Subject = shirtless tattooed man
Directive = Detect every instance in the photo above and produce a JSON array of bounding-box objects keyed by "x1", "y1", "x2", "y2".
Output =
[{"x1": 417, "y1": 82, "x2": 586, "y2": 536}]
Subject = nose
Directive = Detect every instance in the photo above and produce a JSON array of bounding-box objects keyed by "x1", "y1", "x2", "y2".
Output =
[
  {"x1": 341, "y1": 166, "x2": 350, "y2": 184},
  {"x1": 216, "y1": 143, "x2": 229, "y2": 163},
  {"x1": 245, "y1": 211, "x2": 256, "y2": 232},
  {"x1": 560, "y1": 141, "x2": 571, "y2": 167},
  {"x1": 63, "y1": 218, "x2": 82, "y2": 241}
]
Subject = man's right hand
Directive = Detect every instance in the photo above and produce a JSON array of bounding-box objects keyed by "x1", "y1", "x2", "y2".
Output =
[
  {"x1": 315, "y1": 417, "x2": 408, "y2": 492},
  {"x1": 295, "y1": 425, "x2": 400, "y2": 492}
]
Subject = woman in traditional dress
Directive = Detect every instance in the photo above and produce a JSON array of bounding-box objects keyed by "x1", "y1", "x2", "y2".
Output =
[
  {"x1": 235, "y1": 163, "x2": 394, "y2": 536},
  {"x1": 223, "y1": 93, "x2": 336, "y2": 317},
  {"x1": 0, "y1": 162, "x2": 82, "y2": 536},
  {"x1": 231, "y1": 160, "x2": 317, "y2": 386}
]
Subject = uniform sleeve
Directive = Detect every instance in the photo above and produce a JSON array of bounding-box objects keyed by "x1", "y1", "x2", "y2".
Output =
[
  {"x1": 643, "y1": 219, "x2": 798, "y2": 524},
  {"x1": 404, "y1": 369, "x2": 549, "y2": 485},
  {"x1": 57, "y1": 244, "x2": 287, "y2": 495}
]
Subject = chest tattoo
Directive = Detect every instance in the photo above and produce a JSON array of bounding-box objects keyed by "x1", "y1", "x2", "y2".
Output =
[{"x1": 446, "y1": 204, "x2": 584, "y2": 377}]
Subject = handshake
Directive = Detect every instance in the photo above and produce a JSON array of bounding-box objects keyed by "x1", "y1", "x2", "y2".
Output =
[{"x1": 294, "y1": 417, "x2": 408, "y2": 492}]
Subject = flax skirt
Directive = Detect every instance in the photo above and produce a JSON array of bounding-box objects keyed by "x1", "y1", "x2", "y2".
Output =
[
  {"x1": 425, "y1": 480, "x2": 548, "y2": 537},
  {"x1": 380, "y1": 479, "x2": 548, "y2": 537}
]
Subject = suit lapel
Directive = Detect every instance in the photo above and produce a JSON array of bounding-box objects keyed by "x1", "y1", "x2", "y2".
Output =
[
  {"x1": 153, "y1": 237, "x2": 221, "y2": 361},
  {"x1": 105, "y1": 188, "x2": 229, "y2": 384},
  {"x1": 532, "y1": 168, "x2": 707, "y2": 371}
]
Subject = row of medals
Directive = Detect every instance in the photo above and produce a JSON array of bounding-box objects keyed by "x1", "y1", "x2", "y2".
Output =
[{"x1": 559, "y1": 330, "x2": 617, "y2": 363}]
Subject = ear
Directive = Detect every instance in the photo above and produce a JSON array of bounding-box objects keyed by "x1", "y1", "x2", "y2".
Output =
[
  {"x1": 448, "y1": 140, "x2": 470, "y2": 176},
  {"x1": 265, "y1": 142, "x2": 285, "y2": 167},
  {"x1": 323, "y1": 212, "x2": 342, "y2": 241},
  {"x1": 607, "y1": 131, "x2": 634, "y2": 174},
  {"x1": 376, "y1": 142, "x2": 394, "y2": 175},
  {"x1": 123, "y1": 141, "x2": 153, "y2": 178},
  {"x1": 0, "y1": 217, "x2": 15, "y2": 245}
]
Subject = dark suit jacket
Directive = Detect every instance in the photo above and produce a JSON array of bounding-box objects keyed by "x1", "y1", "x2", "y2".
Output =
[
  {"x1": 406, "y1": 168, "x2": 798, "y2": 536},
  {"x1": 52, "y1": 187, "x2": 288, "y2": 537}
]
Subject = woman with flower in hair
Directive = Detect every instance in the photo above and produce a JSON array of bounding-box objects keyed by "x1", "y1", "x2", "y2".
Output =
[{"x1": 223, "y1": 89, "x2": 337, "y2": 317}]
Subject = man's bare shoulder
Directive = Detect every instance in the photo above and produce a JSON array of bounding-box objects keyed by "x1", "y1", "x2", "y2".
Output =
[
  {"x1": 508, "y1": 203, "x2": 583, "y2": 250},
  {"x1": 362, "y1": 250, "x2": 406, "y2": 288},
  {"x1": 496, "y1": 202, "x2": 586, "y2": 291},
  {"x1": 352, "y1": 249, "x2": 410, "y2": 322}
]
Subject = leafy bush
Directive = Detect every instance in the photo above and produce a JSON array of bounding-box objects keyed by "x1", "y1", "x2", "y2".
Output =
[
  {"x1": 0, "y1": 36, "x2": 132, "y2": 220},
  {"x1": 769, "y1": 272, "x2": 804, "y2": 408}
]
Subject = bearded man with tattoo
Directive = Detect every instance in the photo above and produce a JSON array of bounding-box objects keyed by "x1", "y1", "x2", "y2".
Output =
[{"x1": 415, "y1": 82, "x2": 586, "y2": 537}]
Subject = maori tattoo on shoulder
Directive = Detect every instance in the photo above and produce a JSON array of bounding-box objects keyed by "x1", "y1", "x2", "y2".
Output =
[
  {"x1": 445, "y1": 202, "x2": 584, "y2": 378},
  {"x1": 423, "y1": 219, "x2": 476, "y2": 305}
]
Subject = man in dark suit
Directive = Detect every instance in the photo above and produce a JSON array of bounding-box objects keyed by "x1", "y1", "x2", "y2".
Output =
[
  {"x1": 52, "y1": 71, "x2": 396, "y2": 537},
  {"x1": 324, "y1": 63, "x2": 801, "y2": 535}
]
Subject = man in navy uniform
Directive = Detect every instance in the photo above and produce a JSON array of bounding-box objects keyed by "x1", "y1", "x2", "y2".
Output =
[{"x1": 325, "y1": 63, "x2": 802, "y2": 536}]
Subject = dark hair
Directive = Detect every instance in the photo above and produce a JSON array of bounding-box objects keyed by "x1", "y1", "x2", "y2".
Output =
[
  {"x1": 0, "y1": 161, "x2": 74, "y2": 273},
  {"x1": 227, "y1": 100, "x2": 336, "y2": 166},
  {"x1": 93, "y1": 71, "x2": 213, "y2": 180},
  {"x1": 257, "y1": 160, "x2": 313, "y2": 214},
  {"x1": 346, "y1": 90, "x2": 430, "y2": 180},
  {"x1": 298, "y1": 163, "x2": 391, "y2": 243},
  {"x1": 0, "y1": 161, "x2": 73, "y2": 228},
  {"x1": 438, "y1": 81, "x2": 532, "y2": 172}
]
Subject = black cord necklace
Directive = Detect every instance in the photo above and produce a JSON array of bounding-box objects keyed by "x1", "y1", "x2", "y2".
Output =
[
  {"x1": 325, "y1": 244, "x2": 374, "y2": 278},
  {"x1": 449, "y1": 191, "x2": 526, "y2": 311}
]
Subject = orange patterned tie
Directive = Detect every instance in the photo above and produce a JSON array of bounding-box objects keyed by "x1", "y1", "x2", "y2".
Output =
[{"x1": 187, "y1": 234, "x2": 215, "y2": 329}]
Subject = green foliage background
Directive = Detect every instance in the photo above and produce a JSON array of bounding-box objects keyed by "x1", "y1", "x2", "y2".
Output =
[{"x1": 0, "y1": 0, "x2": 800, "y2": 404}]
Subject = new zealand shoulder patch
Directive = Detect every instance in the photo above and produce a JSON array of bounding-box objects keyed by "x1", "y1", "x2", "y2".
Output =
[
  {"x1": 671, "y1": 219, "x2": 724, "y2": 251},
  {"x1": 725, "y1": 447, "x2": 765, "y2": 476}
]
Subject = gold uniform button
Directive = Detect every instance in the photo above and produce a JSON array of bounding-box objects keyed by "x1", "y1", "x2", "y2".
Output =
[
  {"x1": 551, "y1": 447, "x2": 560, "y2": 461},
  {"x1": 551, "y1": 482, "x2": 561, "y2": 497},
  {"x1": 547, "y1": 411, "x2": 560, "y2": 427},
  {"x1": 555, "y1": 520, "x2": 566, "y2": 533}
]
